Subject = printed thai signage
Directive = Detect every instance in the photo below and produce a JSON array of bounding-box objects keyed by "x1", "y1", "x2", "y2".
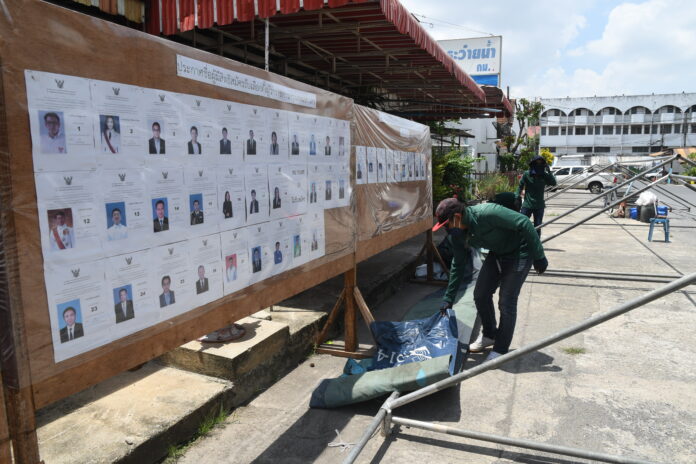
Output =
[{"x1": 438, "y1": 36, "x2": 502, "y2": 87}]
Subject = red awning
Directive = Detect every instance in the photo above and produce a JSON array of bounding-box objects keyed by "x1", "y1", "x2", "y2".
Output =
[{"x1": 145, "y1": 0, "x2": 512, "y2": 119}]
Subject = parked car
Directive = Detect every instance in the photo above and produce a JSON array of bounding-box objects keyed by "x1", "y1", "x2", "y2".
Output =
[{"x1": 552, "y1": 166, "x2": 623, "y2": 193}]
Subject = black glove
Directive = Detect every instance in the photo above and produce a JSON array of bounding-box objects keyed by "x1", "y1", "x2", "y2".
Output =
[
  {"x1": 440, "y1": 301, "x2": 452, "y2": 314},
  {"x1": 533, "y1": 257, "x2": 548, "y2": 274}
]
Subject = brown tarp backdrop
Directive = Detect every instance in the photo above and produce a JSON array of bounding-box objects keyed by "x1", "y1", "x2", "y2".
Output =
[{"x1": 0, "y1": 0, "x2": 431, "y2": 460}]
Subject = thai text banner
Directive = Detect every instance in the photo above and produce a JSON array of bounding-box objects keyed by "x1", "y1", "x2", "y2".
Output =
[{"x1": 437, "y1": 36, "x2": 502, "y2": 76}]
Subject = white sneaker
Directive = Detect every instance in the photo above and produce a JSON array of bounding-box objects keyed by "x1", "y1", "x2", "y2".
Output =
[
  {"x1": 485, "y1": 351, "x2": 503, "y2": 362},
  {"x1": 469, "y1": 334, "x2": 495, "y2": 353}
]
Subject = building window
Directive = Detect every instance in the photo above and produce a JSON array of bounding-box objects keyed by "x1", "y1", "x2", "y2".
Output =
[
  {"x1": 622, "y1": 125, "x2": 629, "y2": 134},
  {"x1": 595, "y1": 146, "x2": 611, "y2": 153},
  {"x1": 644, "y1": 125, "x2": 650, "y2": 133},
  {"x1": 541, "y1": 127, "x2": 547, "y2": 136},
  {"x1": 666, "y1": 106, "x2": 674, "y2": 113},
  {"x1": 577, "y1": 147, "x2": 593, "y2": 153},
  {"x1": 588, "y1": 126, "x2": 593, "y2": 135},
  {"x1": 632, "y1": 147, "x2": 650, "y2": 153},
  {"x1": 660, "y1": 124, "x2": 672, "y2": 134},
  {"x1": 575, "y1": 126, "x2": 586, "y2": 135},
  {"x1": 548, "y1": 127, "x2": 559, "y2": 136},
  {"x1": 602, "y1": 126, "x2": 614, "y2": 135},
  {"x1": 541, "y1": 147, "x2": 556, "y2": 153},
  {"x1": 651, "y1": 125, "x2": 658, "y2": 134},
  {"x1": 595, "y1": 126, "x2": 601, "y2": 134},
  {"x1": 630, "y1": 125, "x2": 642, "y2": 134},
  {"x1": 674, "y1": 124, "x2": 682, "y2": 134},
  {"x1": 561, "y1": 127, "x2": 567, "y2": 135},
  {"x1": 691, "y1": 124, "x2": 696, "y2": 133}
]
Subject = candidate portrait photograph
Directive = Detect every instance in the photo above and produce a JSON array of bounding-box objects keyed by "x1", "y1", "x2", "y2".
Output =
[
  {"x1": 190, "y1": 194, "x2": 204, "y2": 225},
  {"x1": 159, "y1": 275, "x2": 175, "y2": 308},
  {"x1": 251, "y1": 246, "x2": 262, "y2": 273},
  {"x1": 274, "y1": 241, "x2": 283, "y2": 265},
  {"x1": 220, "y1": 127, "x2": 232, "y2": 154},
  {"x1": 225, "y1": 254, "x2": 238, "y2": 282},
  {"x1": 291, "y1": 134, "x2": 300, "y2": 155},
  {"x1": 222, "y1": 190, "x2": 233, "y2": 218},
  {"x1": 270, "y1": 131, "x2": 279, "y2": 155},
  {"x1": 39, "y1": 110, "x2": 67, "y2": 154},
  {"x1": 338, "y1": 136, "x2": 345, "y2": 156},
  {"x1": 148, "y1": 121, "x2": 166, "y2": 154},
  {"x1": 324, "y1": 135, "x2": 331, "y2": 156},
  {"x1": 195, "y1": 265, "x2": 209, "y2": 294},
  {"x1": 187, "y1": 126, "x2": 202, "y2": 154},
  {"x1": 57, "y1": 299, "x2": 84, "y2": 343},
  {"x1": 100, "y1": 115, "x2": 121, "y2": 154},
  {"x1": 152, "y1": 198, "x2": 169, "y2": 232},
  {"x1": 309, "y1": 134, "x2": 316, "y2": 155},
  {"x1": 272, "y1": 187, "x2": 282, "y2": 209},
  {"x1": 325, "y1": 180, "x2": 332, "y2": 201},
  {"x1": 293, "y1": 235, "x2": 301, "y2": 258},
  {"x1": 48, "y1": 208, "x2": 75, "y2": 251},
  {"x1": 245, "y1": 129, "x2": 257, "y2": 155},
  {"x1": 106, "y1": 202, "x2": 128, "y2": 241},
  {"x1": 249, "y1": 189, "x2": 260, "y2": 214},
  {"x1": 113, "y1": 285, "x2": 135, "y2": 323}
]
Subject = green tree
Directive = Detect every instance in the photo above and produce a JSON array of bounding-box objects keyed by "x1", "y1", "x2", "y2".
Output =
[
  {"x1": 501, "y1": 98, "x2": 544, "y2": 160},
  {"x1": 432, "y1": 148, "x2": 477, "y2": 206}
]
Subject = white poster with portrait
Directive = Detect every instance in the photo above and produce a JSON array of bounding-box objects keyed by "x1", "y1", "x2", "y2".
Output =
[
  {"x1": 355, "y1": 146, "x2": 367, "y2": 185},
  {"x1": 322, "y1": 163, "x2": 338, "y2": 208},
  {"x1": 320, "y1": 117, "x2": 335, "y2": 162},
  {"x1": 399, "y1": 151, "x2": 408, "y2": 182},
  {"x1": 25, "y1": 70, "x2": 96, "y2": 172},
  {"x1": 307, "y1": 163, "x2": 325, "y2": 211},
  {"x1": 240, "y1": 104, "x2": 269, "y2": 163},
  {"x1": 105, "y1": 249, "x2": 159, "y2": 339},
  {"x1": 187, "y1": 234, "x2": 224, "y2": 308},
  {"x1": 287, "y1": 112, "x2": 310, "y2": 161},
  {"x1": 216, "y1": 166, "x2": 246, "y2": 231},
  {"x1": 267, "y1": 164, "x2": 289, "y2": 220},
  {"x1": 306, "y1": 210, "x2": 325, "y2": 260},
  {"x1": 35, "y1": 171, "x2": 104, "y2": 264},
  {"x1": 185, "y1": 167, "x2": 219, "y2": 238},
  {"x1": 376, "y1": 148, "x2": 387, "y2": 183},
  {"x1": 268, "y1": 218, "x2": 293, "y2": 277},
  {"x1": 336, "y1": 119, "x2": 350, "y2": 160},
  {"x1": 285, "y1": 164, "x2": 309, "y2": 216},
  {"x1": 244, "y1": 222, "x2": 273, "y2": 285},
  {"x1": 215, "y1": 100, "x2": 245, "y2": 163},
  {"x1": 90, "y1": 79, "x2": 148, "y2": 167},
  {"x1": 366, "y1": 147, "x2": 378, "y2": 184},
  {"x1": 151, "y1": 241, "x2": 193, "y2": 319},
  {"x1": 267, "y1": 109, "x2": 289, "y2": 160},
  {"x1": 385, "y1": 149, "x2": 395, "y2": 183},
  {"x1": 141, "y1": 88, "x2": 186, "y2": 164},
  {"x1": 180, "y1": 94, "x2": 217, "y2": 164},
  {"x1": 305, "y1": 115, "x2": 322, "y2": 159},
  {"x1": 244, "y1": 164, "x2": 270, "y2": 225},
  {"x1": 287, "y1": 215, "x2": 310, "y2": 268},
  {"x1": 335, "y1": 162, "x2": 351, "y2": 207},
  {"x1": 44, "y1": 259, "x2": 111, "y2": 362},
  {"x1": 220, "y1": 228, "x2": 251, "y2": 296},
  {"x1": 145, "y1": 167, "x2": 188, "y2": 244},
  {"x1": 99, "y1": 169, "x2": 153, "y2": 255}
]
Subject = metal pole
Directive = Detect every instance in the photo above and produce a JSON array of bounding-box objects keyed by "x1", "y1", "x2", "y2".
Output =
[
  {"x1": 391, "y1": 417, "x2": 659, "y2": 464},
  {"x1": 671, "y1": 174, "x2": 696, "y2": 182},
  {"x1": 616, "y1": 166, "x2": 696, "y2": 211},
  {"x1": 264, "y1": 18, "x2": 269, "y2": 71},
  {"x1": 546, "y1": 269, "x2": 680, "y2": 278},
  {"x1": 540, "y1": 272, "x2": 676, "y2": 284},
  {"x1": 386, "y1": 272, "x2": 696, "y2": 410},
  {"x1": 342, "y1": 391, "x2": 399, "y2": 464},
  {"x1": 538, "y1": 157, "x2": 677, "y2": 230},
  {"x1": 541, "y1": 175, "x2": 669, "y2": 243},
  {"x1": 545, "y1": 163, "x2": 617, "y2": 202}
]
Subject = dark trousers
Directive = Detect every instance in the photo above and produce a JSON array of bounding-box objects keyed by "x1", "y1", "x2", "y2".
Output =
[
  {"x1": 521, "y1": 206, "x2": 544, "y2": 236},
  {"x1": 473, "y1": 253, "x2": 531, "y2": 354}
]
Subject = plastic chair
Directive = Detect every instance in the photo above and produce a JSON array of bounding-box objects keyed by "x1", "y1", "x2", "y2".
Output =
[{"x1": 648, "y1": 203, "x2": 670, "y2": 242}]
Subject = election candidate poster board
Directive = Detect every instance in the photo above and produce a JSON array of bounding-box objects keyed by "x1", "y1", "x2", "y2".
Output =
[
  {"x1": 352, "y1": 105, "x2": 433, "y2": 262},
  {"x1": 0, "y1": 2, "x2": 432, "y2": 448}
]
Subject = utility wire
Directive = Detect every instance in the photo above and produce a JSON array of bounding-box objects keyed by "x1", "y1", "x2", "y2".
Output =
[{"x1": 411, "y1": 12, "x2": 496, "y2": 37}]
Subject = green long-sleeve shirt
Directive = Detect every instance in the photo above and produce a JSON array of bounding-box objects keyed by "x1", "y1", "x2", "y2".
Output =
[
  {"x1": 444, "y1": 203, "x2": 545, "y2": 304},
  {"x1": 516, "y1": 171, "x2": 556, "y2": 209}
]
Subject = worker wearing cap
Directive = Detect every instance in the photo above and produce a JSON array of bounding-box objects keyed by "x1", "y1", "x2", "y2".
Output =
[
  {"x1": 516, "y1": 155, "x2": 557, "y2": 235},
  {"x1": 434, "y1": 197, "x2": 548, "y2": 361}
]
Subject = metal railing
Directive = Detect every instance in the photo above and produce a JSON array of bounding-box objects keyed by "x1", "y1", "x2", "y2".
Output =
[{"x1": 341, "y1": 272, "x2": 696, "y2": 464}]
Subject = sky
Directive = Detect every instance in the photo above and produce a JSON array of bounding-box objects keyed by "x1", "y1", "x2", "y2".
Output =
[{"x1": 399, "y1": 0, "x2": 696, "y2": 100}]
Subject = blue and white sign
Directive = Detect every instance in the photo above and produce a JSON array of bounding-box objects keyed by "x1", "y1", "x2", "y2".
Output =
[{"x1": 438, "y1": 36, "x2": 502, "y2": 87}]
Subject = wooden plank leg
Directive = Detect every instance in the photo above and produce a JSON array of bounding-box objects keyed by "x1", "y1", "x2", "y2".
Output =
[
  {"x1": 315, "y1": 288, "x2": 345, "y2": 345},
  {"x1": 343, "y1": 268, "x2": 358, "y2": 353},
  {"x1": 4, "y1": 386, "x2": 41, "y2": 464},
  {"x1": 0, "y1": 371, "x2": 12, "y2": 464},
  {"x1": 431, "y1": 238, "x2": 450, "y2": 275},
  {"x1": 353, "y1": 287, "x2": 376, "y2": 344},
  {"x1": 426, "y1": 230, "x2": 434, "y2": 281}
]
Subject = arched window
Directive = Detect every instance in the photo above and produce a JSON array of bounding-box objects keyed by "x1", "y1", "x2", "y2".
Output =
[
  {"x1": 627, "y1": 106, "x2": 651, "y2": 115},
  {"x1": 598, "y1": 107, "x2": 622, "y2": 116},
  {"x1": 569, "y1": 108, "x2": 594, "y2": 116}
]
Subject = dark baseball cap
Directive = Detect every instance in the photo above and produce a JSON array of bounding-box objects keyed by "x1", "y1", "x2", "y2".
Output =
[{"x1": 433, "y1": 198, "x2": 464, "y2": 231}]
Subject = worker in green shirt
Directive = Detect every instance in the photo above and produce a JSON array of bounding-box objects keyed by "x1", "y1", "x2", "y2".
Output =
[
  {"x1": 516, "y1": 155, "x2": 557, "y2": 235},
  {"x1": 434, "y1": 197, "x2": 548, "y2": 361}
]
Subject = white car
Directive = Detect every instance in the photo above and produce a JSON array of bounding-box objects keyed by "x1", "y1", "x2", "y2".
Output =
[{"x1": 552, "y1": 166, "x2": 623, "y2": 193}]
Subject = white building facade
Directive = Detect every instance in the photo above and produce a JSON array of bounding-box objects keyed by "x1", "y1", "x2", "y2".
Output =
[{"x1": 539, "y1": 93, "x2": 696, "y2": 165}]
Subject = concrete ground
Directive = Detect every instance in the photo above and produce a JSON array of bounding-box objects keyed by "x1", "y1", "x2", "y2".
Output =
[{"x1": 176, "y1": 185, "x2": 696, "y2": 464}]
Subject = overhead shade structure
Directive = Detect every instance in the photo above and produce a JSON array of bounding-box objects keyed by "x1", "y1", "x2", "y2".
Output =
[{"x1": 144, "y1": 0, "x2": 512, "y2": 120}]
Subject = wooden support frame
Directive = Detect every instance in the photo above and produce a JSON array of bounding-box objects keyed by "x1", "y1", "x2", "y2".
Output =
[
  {"x1": 315, "y1": 267, "x2": 376, "y2": 359},
  {"x1": 411, "y1": 229, "x2": 450, "y2": 286}
]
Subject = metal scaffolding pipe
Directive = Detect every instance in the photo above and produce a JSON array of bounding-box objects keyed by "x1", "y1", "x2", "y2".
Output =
[
  {"x1": 341, "y1": 391, "x2": 399, "y2": 464},
  {"x1": 537, "y1": 157, "x2": 677, "y2": 230},
  {"x1": 540, "y1": 272, "x2": 675, "y2": 284},
  {"x1": 547, "y1": 269, "x2": 680, "y2": 278},
  {"x1": 385, "y1": 272, "x2": 696, "y2": 411},
  {"x1": 391, "y1": 416, "x2": 659, "y2": 464},
  {"x1": 616, "y1": 166, "x2": 696, "y2": 211},
  {"x1": 541, "y1": 175, "x2": 669, "y2": 243}
]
